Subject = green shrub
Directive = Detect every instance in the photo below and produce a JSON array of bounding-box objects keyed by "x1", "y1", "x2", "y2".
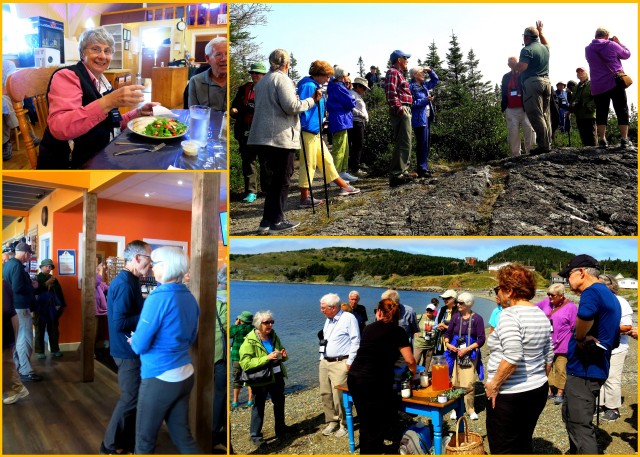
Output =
[
  {"x1": 229, "y1": 137, "x2": 244, "y2": 194},
  {"x1": 362, "y1": 105, "x2": 395, "y2": 175}
]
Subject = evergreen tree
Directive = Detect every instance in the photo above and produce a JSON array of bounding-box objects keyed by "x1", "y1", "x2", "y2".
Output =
[
  {"x1": 425, "y1": 40, "x2": 445, "y2": 78},
  {"x1": 441, "y1": 31, "x2": 468, "y2": 109},
  {"x1": 289, "y1": 52, "x2": 301, "y2": 81},
  {"x1": 446, "y1": 32, "x2": 466, "y2": 85},
  {"x1": 357, "y1": 56, "x2": 365, "y2": 77},
  {"x1": 464, "y1": 48, "x2": 492, "y2": 100}
]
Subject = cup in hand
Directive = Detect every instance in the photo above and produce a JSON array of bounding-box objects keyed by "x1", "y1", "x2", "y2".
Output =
[
  {"x1": 275, "y1": 351, "x2": 283, "y2": 360},
  {"x1": 189, "y1": 105, "x2": 211, "y2": 147}
]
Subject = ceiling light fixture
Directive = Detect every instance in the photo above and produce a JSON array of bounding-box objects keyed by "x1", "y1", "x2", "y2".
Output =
[
  {"x1": 177, "y1": 180, "x2": 183, "y2": 185},
  {"x1": 144, "y1": 192, "x2": 150, "y2": 198}
]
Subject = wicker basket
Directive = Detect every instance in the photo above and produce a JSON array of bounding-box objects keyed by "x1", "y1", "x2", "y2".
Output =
[{"x1": 445, "y1": 416, "x2": 485, "y2": 455}]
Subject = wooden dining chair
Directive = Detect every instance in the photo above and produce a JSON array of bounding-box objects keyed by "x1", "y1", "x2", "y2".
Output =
[{"x1": 5, "y1": 67, "x2": 58, "y2": 169}]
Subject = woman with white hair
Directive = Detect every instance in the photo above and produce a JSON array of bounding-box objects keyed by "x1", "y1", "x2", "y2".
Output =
[
  {"x1": 408, "y1": 66, "x2": 439, "y2": 177},
  {"x1": 239, "y1": 310, "x2": 289, "y2": 448},
  {"x1": 37, "y1": 27, "x2": 158, "y2": 169},
  {"x1": 534, "y1": 282, "x2": 577, "y2": 405},
  {"x1": 443, "y1": 291, "x2": 485, "y2": 421},
  {"x1": 597, "y1": 274, "x2": 633, "y2": 421},
  {"x1": 247, "y1": 49, "x2": 322, "y2": 234},
  {"x1": 130, "y1": 247, "x2": 200, "y2": 453}
]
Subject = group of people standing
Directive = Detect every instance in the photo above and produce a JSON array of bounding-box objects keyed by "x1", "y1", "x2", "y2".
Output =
[{"x1": 502, "y1": 22, "x2": 632, "y2": 157}]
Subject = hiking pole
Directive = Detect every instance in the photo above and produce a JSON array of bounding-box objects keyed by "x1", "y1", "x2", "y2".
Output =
[
  {"x1": 318, "y1": 101, "x2": 330, "y2": 218},
  {"x1": 300, "y1": 132, "x2": 316, "y2": 214}
]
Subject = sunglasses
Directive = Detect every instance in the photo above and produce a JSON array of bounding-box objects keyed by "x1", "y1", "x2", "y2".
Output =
[
  {"x1": 493, "y1": 286, "x2": 500, "y2": 295},
  {"x1": 547, "y1": 293, "x2": 559, "y2": 298},
  {"x1": 262, "y1": 320, "x2": 275, "y2": 325},
  {"x1": 456, "y1": 301, "x2": 466, "y2": 305}
]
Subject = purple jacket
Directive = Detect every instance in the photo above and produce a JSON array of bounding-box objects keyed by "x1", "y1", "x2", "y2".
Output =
[
  {"x1": 535, "y1": 298, "x2": 577, "y2": 355},
  {"x1": 585, "y1": 39, "x2": 631, "y2": 95}
]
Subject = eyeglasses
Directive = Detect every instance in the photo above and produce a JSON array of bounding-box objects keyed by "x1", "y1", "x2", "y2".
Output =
[
  {"x1": 151, "y1": 260, "x2": 163, "y2": 267},
  {"x1": 210, "y1": 51, "x2": 226, "y2": 60},
  {"x1": 139, "y1": 254, "x2": 151, "y2": 260},
  {"x1": 262, "y1": 320, "x2": 275, "y2": 325},
  {"x1": 87, "y1": 46, "x2": 113, "y2": 56},
  {"x1": 493, "y1": 286, "x2": 500, "y2": 295},
  {"x1": 547, "y1": 293, "x2": 558, "y2": 297},
  {"x1": 567, "y1": 268, "x2": 582, "y2": 278},
  {"x1": 456, "y1": 301, "x2": 466, "y2": 305}
]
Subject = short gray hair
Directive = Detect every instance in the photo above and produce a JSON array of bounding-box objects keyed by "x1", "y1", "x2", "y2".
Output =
[
  {"x1": 253, "y1": 310, "x2": 274, "y2": 328},
  {"x1": 381, "y1": 289, "x2": 400, "y2": 304},
  {"x1": 599, "y1": 274, "x2": 619, "y2": 294},
  {"x1": 123, "y1": 240, "x2": 150, "y2": 262},
  {"x1": 334, "y1": 65, "x2": 347, "y2": 80},
  {"x1": 409, "y1": 67, "x2": 423, "y2": 79},
  {"x1": 548, "y1": 283, "x2": 565, "y2": 295},
  {"x1": 151, "y1": 246, "x2": 189, "y2": 284},
  {"x1": 205, "y1": 36, "x2": 227, "y2": 57},
  {"x1": 269, "y1": 49, "x2": 290, "y2": 71},
  {"x1": 584, "y1": 267, "x2": 601, "y2": 278},
  {"x1": 349, "y1": 290, "x2": 360, "y2": 299},
  {"x1": 320, "y1": 293, "x2": 340, "y2": 308},
  {"x1": 78, "y1": 27, "x2": 115, "y2": 59},
  {"x1": 595, "y1": 27, "x2": 609, "y2": 38},
  {"x1": 457, "y1": 292, "x2": 475, "y2": 307}
]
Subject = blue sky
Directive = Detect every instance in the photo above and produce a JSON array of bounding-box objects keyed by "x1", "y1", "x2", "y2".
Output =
[
  {"x1": 230, "y1": 237, "x2": 638, "y2": 262},
  {"x1": 244, "y1": 3, "x2": 638, "y2": 104}
]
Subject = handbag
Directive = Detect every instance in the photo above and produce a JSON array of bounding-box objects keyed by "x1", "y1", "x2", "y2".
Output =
[
  {"x1": 240, "y1": 364, "x2": 273, "y2": 385},
  {"x1": 615, "y1": 71, "x2": 633, "y2": 89}
]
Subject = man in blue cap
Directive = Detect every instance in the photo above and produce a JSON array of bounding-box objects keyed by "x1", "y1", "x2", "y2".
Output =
[{"x1": 385, "y1": 49, "x2": 416, "y2": 187}]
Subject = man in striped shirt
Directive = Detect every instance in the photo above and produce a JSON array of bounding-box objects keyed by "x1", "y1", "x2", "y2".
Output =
[
  {"x1": 559, "y1": 254, "x2": 621, "y2": 454},
  {"x1": 385, "y1": 50, "x2": 416, "y2": 187}
]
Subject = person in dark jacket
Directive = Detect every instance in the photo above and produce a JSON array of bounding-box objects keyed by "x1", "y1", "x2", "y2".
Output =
[
  {"x1": 569, "y1": 67, "x2": 597, "y2": 146},
  {"x1": 230, "y1": 311, "x2": 255, "y2": 408},
  {"x1": 1, "y1": 242, "x2": 40, "y2": 382},
  {"x1": 34, "y1": 258, "x2": 66, "y2": 359},
  {"x1": 37, "y1": 27, "x2": 157, "y2": 169},
  {"x1": 230, "y1": 63, "x2": 269, "y2": 203},
  {"x1": 101, "y1": 240, "x2": 152, "y2": 455},
  {"x1": 501, "y1": 57, "x2": 536, "y2": 156}
]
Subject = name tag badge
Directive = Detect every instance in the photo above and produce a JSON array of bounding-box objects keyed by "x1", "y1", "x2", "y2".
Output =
[
  {"x1": 510, "y1": 90, "x2": 519, "y2": 97},
  {"x1": 459, "y1": 342, "x2": 467, "y2": 350},
  {"x1": 319, "y1": 339, "x2": 327, "y2": 354},
  {"x1": 273, "y1": 365, "x2": 282, "y2": 374}
]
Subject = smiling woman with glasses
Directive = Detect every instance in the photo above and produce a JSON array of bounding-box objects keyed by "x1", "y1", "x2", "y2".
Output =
[
  {"x1": 36, "y1": 26, "x2": 159, "y2": 169},
  {"x1": 239, "y1": 310, "x2": 290, "y2": 448},
  {"x1": 129, "y1": 246, "x2": 200, "y2": 453}
]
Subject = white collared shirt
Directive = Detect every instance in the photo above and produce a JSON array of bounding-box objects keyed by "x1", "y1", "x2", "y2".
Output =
[{"x1": 321, "y1": 310, "x2": 360, "y2": 365}]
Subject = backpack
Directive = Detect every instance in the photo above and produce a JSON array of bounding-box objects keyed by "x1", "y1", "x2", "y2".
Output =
[{"x1": 399, "y1": 425, "x2": 431, "y2": 454}]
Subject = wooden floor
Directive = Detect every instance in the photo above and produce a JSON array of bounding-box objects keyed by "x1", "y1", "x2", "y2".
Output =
[
  {"x1": 3, "y1": 350, "x2": 179, "y2": 454},
  {"x1": 2, "y1": 122, "x2": 44, "y2": 170}
]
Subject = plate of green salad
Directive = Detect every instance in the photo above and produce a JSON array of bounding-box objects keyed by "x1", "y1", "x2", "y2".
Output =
[{"x1": 128, "y1": 116, "x2": 188, "y2": 139}]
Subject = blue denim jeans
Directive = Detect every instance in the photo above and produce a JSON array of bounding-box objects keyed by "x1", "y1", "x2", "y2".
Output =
[{"x1": 13, "y1": 309, "x2": 34, "y2": 376}]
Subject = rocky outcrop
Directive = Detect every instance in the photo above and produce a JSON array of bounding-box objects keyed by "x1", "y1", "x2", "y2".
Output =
[{"x1": 230, "y1": 146, "x2": 637, "y2": 236}]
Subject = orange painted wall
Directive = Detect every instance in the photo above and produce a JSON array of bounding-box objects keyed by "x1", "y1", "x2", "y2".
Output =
[{"x1": 53, "y1": 198, "x2": 193, "y2": 343}]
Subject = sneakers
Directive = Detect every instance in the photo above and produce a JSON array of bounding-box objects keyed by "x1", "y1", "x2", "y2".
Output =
[
  {"x1": 334, "y1": 427, "x2": 348, "y2": 438},
  {"x1": 250, "y1": 437, "x2": 264, "y2": 448},
  {"x1": 231, "y1": 401, "x2": 239, "y2": 408},
  {"x1": 243, "y1": 193, "x2": 257, "y2": 203},
  {"x1": 469, "y1": 412, "x2": 478, "y2": 421},
  {"x1": 339, "y1": 171, "x2": 358, "y2": 183},
  {"x1": 620, "y1": 138, "x2": 633, "y2": 149},
  {"x1": 269, "y1": 219, "x2": 300, "y2": 233},
  {"x1": 53, "y1": 351, "x2": 63, "y2": 358},
  {"x1": 3, "y1": 386, "x2": 29, "y2": 404},
  {"x1": 598, "y1": 138, "x2": 608, "y2": 149},
  {"x1": 99, "y1": 442, "x2": 126, "y2": 455},
  {"x1": 339, "y1": 185, "x2": 360, "y2": 196},
  {"x1": 257, "y1": 221, "x2": 270, "y2": 235},
  {"x1": 329, "y1": 180, "x2": 347, "y2": 187},
  {"x1": 352, "y1": 169, "x2": 368, "y2": 178},
  {"x1": 299, "y1": 197, "x2": 325, "y2": 209},
  {"x1": 602, "y1": 409, "x2": 620, "y2": 421},
  {"x1": 247, "y1": 400, "x2": 254, "y2": 406},
  {"x1": 529, "y1": 146, "x2": 551, "y2": 155},
  {"x1": 322, "y1": 422, "x2": 340, "y2": 436},
  {"x1": 36, "y1": 353, "x2": 46, "y2": 359},
  {"x1": 450, "y1": 410, "x2": 457, "y2": 421},
  {"x1": 593, "y1": 405, "x2": 605, "y2": 416},
  {"x1": 554, "y1": 395, "x2": 564, "y2": 405},
  {"x1": 547, "y1": 394, "x2": 555, "y2": 401},
  {"x1": 20, "y1": 373, "x2": 42, "y2": 382}
]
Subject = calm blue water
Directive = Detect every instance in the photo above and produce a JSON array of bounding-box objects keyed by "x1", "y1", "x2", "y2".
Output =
[{"x1": 230, "y1": 281, "x2": 496, "y2": 402}]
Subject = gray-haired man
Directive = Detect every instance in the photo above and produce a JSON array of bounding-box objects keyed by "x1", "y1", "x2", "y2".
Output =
[
  {"x1": 188, "y1": 36, "x2": 227, "y2": 110},
  {"x1": 318, "y1": 293, "x2": 360, "y2": 438}
]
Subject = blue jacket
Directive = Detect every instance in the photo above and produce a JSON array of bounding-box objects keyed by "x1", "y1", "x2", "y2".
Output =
[
  {"x1": 326, "y1": 80, "x2": 355, "y2": 133},
  {"x1": 298, "y1": 76, "x2": 325, "y2": 134},
  {"x1": 107, "y1": 269, "x2": 143, "y2": 359},
  {"x1": 409, "y1": 71, "x2": 439, "y2": 128},
  {"x1": 131, "y1": 282, "x2": 199, "y2": 379}
]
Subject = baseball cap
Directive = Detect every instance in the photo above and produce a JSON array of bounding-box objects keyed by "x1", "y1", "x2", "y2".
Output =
[
  {"x1": 390, "y1": 50, "x2": 411, "y2": 62},
  {"x1": 440, "y1": 289, "x2": 457, "y2": 299},
  {"x1": 576, "y1": 67, "x2": 586, "y2": 73},
  {"x1": 249, "y1": 62, "x2": 267, "y2": 74},
  {"x1": 14, "y1": 242, "x2": 32, "y2": 254},
  {"x1": 558, "y1": 254, "x2": 601, "y2": 278},
  {"x1": 426, "y1": 304, "x2": 437, "y2": 311},
  {"x1": 237, "y1": 311, "x2": 254, "y2": 323}
]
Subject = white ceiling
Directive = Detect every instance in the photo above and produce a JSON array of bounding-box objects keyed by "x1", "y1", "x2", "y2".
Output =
[{"x1": 97, "y1": 172, "x2": 227, "y2": 211}]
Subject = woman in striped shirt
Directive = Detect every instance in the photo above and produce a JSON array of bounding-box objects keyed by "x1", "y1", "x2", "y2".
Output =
[{"x1": 484, "y1": 264, "x2": 554, "y2": 454}]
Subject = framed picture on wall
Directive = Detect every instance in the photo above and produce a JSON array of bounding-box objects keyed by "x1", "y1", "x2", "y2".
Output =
[
  {"x1": 143, "y1": 238, "x2": 188, "y2": 252},
  {"x1": 123, "y1": 28, "x2": 131, "y2": 41},
  {"x1": 124, "y1": 41, "x2": 129, "y2": 51}
]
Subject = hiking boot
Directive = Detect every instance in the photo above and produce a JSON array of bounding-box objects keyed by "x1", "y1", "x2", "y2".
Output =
[
  {"x1": 3, "y1": 386, "x2": 29, "y2": 405},
  {"x1": 242, "y1": 193, "x2": 257, "y2": 203},
  {"x1": 322, "y1": 422, "x2": 339, "y2": 436},
  {"x1": 269, "y1": 219, "x2": 300, "y2": 233},
  {"x1": 602, "y1": 409, "x2": 620, "y2": 421},
  {"x1": 389, "y1": 173, "x2": 413, "y2": 187},
  {"x1": 352, "y1": 169, "x2": 368, "y2": 178},
  {"x1": 299, "y1": 197, "x2": 325, "y2": 209},
  {"x1": 339, "y1": 171, "x2": 358, "y2": 183},
  {"x1": 529, "y1": 146, "x2": 551, "y2": 155},
  {"x1": 334, "y1": 427, "x2": 348, "y2": 438},
  {"x1": 598, "y1": 138, "x2": 608, "y2": 149},
  {"x1": 339, "y1": 185, "x2": 360, "y2": 196},
  {"x1": 593, "y1": 406, "x2": 605, "y2": 416},
  {"x1": 620, "y1": 138, "x2": 633, "y2": 149}
]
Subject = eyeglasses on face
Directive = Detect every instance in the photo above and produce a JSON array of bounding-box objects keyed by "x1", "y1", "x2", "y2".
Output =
[
  {"x1": 493, "y1": 286, "x2": 500, "y2": 295},
  {"x1": 262, "y1": 320, "x2": 275, "y2": 325},
  {"x1": 87, "y1": 46, "x2": 113, "y2": 56},
  {"x1": 547, "y1": 293, "x2": 559, "y2": 297},
  {"x1": 456, "y1": 301, "x2": 466, "y2": 305}
]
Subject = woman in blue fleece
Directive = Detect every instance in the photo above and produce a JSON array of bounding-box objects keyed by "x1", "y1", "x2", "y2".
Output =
[{"x1": 130, "y1": 247, "x2": 200, "y2": 454}]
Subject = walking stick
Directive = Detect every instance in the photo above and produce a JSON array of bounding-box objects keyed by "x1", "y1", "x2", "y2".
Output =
[
  {"x1": 300, "y1": 132, "x2": 316, "y2": 214},
  {"x1": 318, "y1": 102, "x2": 330, "y2": 218}
]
